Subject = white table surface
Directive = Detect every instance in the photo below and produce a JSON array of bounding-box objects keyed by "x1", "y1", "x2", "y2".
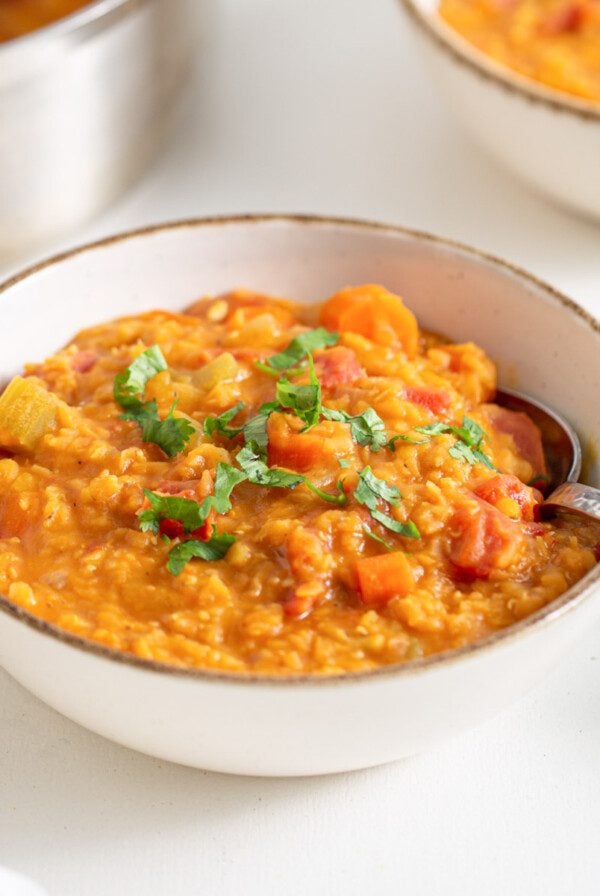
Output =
[{"x1": 1, "y1": 1, "x2": 599, "y2": 894}]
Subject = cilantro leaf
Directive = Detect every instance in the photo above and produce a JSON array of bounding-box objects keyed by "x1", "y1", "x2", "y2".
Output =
[
  {"x1": 304, "y1": 479, "x2": 347, "y2": 506},
  {"x1": 235, "y1": 446, "x2": 346, "y2": 504},
  {"x1": 369, "y1": 510, "x2": 421, "y2": 538},
  {"x1": 242, "y1": 401, "x2": 280, "y2": 456},
  {"x1": 236, "y1": 446, "x2": 305, "y2": 489},
  {"x1": 387, "y1": 433, "x2": 429, "y2": 450},
  {"x1": 211, "y1": 463, "x2": 248, "y2": 513},
  {"x1": 167, "y1": 531, "x2": 235, "y2": 575},
  {"x1": 363, "y1": 524, "x2": 393, "y2": 550},
  {"x1": 260, "y1": 327, "x2": 339, "y2": 373},
  {"x1": 113, "y1": 346, "x2": 167, "y2": 410},
  {"x1": 338, "y1": 458, "x2": 350, "y2": 468},
  {"x1": 448, "y1": 441, "x2": 496, "y2": 470},
  {"x1": 140, "y1": 463, "x2": 247, "y2": 536},
  {"x1": 323, "y1": 406, "x2": 388, "y2": 451},
  {"x1": 139, "y1": 489, "x2": 209, "y2": 535},
  {"x1": 354, "y1": 466, "x2": 401, "y2": 510},
  {"x1": 204, "y1": 402, "x2": 245, "y2": 439},
  {"x1": 138, "y1": 407, "x2": 196, "y2": 458},
  {"x1": 114, "y1": 346, "x2": 194, "y2": 457},
  {"x1": 415, "y1": 415, "x2": 496, "y2": 470},
  {"x1": 276, "y1": 354, "x2": 321, "y2": 431},
  {"x1": 454, "y1": 416, "x2": 487, "y2": 447},
  {"x1": 354, "y1": 466, "x2": 420, "y2": 538},
  {"x1": 414, "y1": 422, "x2": 450, "y2": 436}
]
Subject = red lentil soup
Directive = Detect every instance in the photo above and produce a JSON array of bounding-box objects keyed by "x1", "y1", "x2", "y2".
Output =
[
  {"x1": 0, "y1": 0, "x2": 91, "y2": 42},
  {"x1": 439, "y1": 0, "x2": 600, "y2": 102},
  {"x1": 0, "y1": 284, "x2": 598, "y2": 674}
]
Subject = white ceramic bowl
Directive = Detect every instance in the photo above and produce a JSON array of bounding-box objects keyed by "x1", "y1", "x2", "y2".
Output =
[
  {"x1": 398, "y1": 0, "x2": 600, "y2": 220},
  {"x1": 1, "y1": 215, "x2": 599, "y2": 777}
]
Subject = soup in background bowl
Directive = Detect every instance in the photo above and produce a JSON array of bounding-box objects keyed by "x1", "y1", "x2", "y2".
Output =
[{"x1": 0, "y1": 0, "x2": 92, "y2": 42}]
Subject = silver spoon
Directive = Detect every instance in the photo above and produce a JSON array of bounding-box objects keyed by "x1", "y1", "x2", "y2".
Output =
[{"x1": 496, "y1": 387, "x2": 600, "y2": 522}]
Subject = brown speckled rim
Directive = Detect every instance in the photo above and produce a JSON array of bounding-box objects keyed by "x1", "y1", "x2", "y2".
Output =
[
  {"x1": 398, "y1": 0, "x2": 600, "y2": 122},
  {"x1": 0, "y1": 213, "x2": 599, "y2": 688}
]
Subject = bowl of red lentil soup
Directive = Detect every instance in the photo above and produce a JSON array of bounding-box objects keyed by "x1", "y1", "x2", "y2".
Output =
[
  {"x1": 397, "y1": 0, "x2": 600, "y2": 220},
  {"x1": 0, "y1": 216, "x2": 598, "y2": 775}
]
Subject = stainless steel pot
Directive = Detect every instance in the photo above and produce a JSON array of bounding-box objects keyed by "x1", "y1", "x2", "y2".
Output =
[{"x1": 0, "y1": 0, "x2": 193, "y2": 264}]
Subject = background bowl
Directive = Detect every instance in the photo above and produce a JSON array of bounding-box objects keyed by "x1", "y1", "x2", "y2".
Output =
[
  {"x1": 0, "y1": 0, "x2": 193, "y2": 265},
  {"x1": 398, "y1": 0, "x2": 600, "y2": 221},
  {"x1": 0, "y1": 215, "x2": 599, "y2": 776}
]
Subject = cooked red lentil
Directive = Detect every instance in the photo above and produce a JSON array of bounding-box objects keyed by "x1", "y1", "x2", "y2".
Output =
[
  {"x1": 0, "y1": 284, "x2": 598, "y2": 674},
  {"x1": 439, "y1": 0, "x2": 600, "y2": 102}
]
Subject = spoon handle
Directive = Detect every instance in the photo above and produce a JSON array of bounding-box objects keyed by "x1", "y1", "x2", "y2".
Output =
[{"x1": 542, "y1": 482, "x2": 600, "y2": 522}]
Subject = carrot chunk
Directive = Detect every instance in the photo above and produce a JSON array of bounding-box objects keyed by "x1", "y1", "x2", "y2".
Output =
[
  {"x1": 267, "y1": 412, "x2": 353, "y2": 473},
  {"x1": 319, "y1": 284, "x2": 418, "y2": 357},
  {"x1": 356, "y1": 551, "x2": 415, "y2": 607}
]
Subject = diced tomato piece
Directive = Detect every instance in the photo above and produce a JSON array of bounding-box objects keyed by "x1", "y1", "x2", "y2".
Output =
[
  {"x1": 314, "y1": 346, "x2": 363, "y2": 388},
  {"x1": 449, "y1": 499, "x2": 524, "y2": 579},
  {"x1": 474, "y1": 473, "x2": 542, "y2": 521},
  {"x1": 356, "y1": 551, "x2": 416, "y2": 607},
  {"x1": 485, "y1": 405, "x2": 547, "y2": 476},
  {"x1": 540, "y1": 3, "x2": 583, "y2": 33},
  {"x1": 319, "y1": 284, "x2": 419, "y2": 357},
  {"x1": 158, "y1": 518, "x2": 185, "y2": 540},
  {"x1": 71, "y1": 350, "x2": 97, "y2": 373},
  {"x1": 405, "y1": 386, "x2": 450, "y2": 415}
]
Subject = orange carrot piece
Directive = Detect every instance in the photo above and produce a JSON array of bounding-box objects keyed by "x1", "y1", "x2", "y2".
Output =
[
  {"x1": 356, "y1": 551, "x2": 415, "y2": 607},
  {"x1": 319, "y1": 284, "x2": 418, "y2": 357}
]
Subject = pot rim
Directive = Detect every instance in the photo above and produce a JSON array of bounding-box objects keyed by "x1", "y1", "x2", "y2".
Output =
[{"x1": 1, "y1": 212, "x2": 599, "y2": 688}]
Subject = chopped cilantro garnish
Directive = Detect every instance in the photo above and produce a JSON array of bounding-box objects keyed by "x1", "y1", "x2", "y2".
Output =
[
  {"x1": 354, "y1": 466, "x2": 420, "y2": 538},
  {"x1": 322, "y1": 406, "x2": 388, "y2": 451},
  {"x1": 414, "y1": 421, "x2": 450, "y2": 437},
  {"x1": 304, "y1": 478, "x2": 347, "y2": 506},
  {"x1": 167, "y1": 531, "x2": 235, "y2": 576},
  {"x1": 415, "y1": 415, "x2": 497, "y2": 470},
  {"x1": 276, "y1": 354, "x2": 322, "y2": 431},
  {"x1": 448, "y1": 441, "x2": 496, "y2": 470},
  {"x1": 236, "y1": 446, "x2": 305, "y2": 489},
  {"x1": 114, "y1": 346, "x2": 195, "y2": 457},
  {"x1": 387, "y1": 433, "x2": 429, "y2": 450},
  {"x1": 338, "y1": 458, "x2": 350, "y2": 468},
  {"x1": 139, "y1": 490, "x2": 208, "y2": 535},
  {"x1": 203, "y1": 402, "x2": 245, "y2": 439},
  {"x1": 113, "y1": 345, "x2": 167, "y2": 409},
  {"x1": 242, "y1": 401, "x2": 280, "y2": 456},
  {"x1": 236, "y1": 446, "x2": 346, "y2": 504},
  {"x1": 369, "y1": 510, "x2": 421, "y2": 538},
  {"x1": 258, "y1": 327, "x2": 339, "y2": 375},
  {"x1": 140, "y1": 463, "x2": 247, "y2": 536},
  {"x1": 355, "y1": 466, "x2": 401, "y2": 509},
  {"x1": 363, "y1": 524, "x2": 393, "y2": 551}
]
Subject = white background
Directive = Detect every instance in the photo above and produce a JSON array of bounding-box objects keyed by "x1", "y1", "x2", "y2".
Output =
[{"x1": 1, "y1": 1, "x2": 599, "y2": 894}]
